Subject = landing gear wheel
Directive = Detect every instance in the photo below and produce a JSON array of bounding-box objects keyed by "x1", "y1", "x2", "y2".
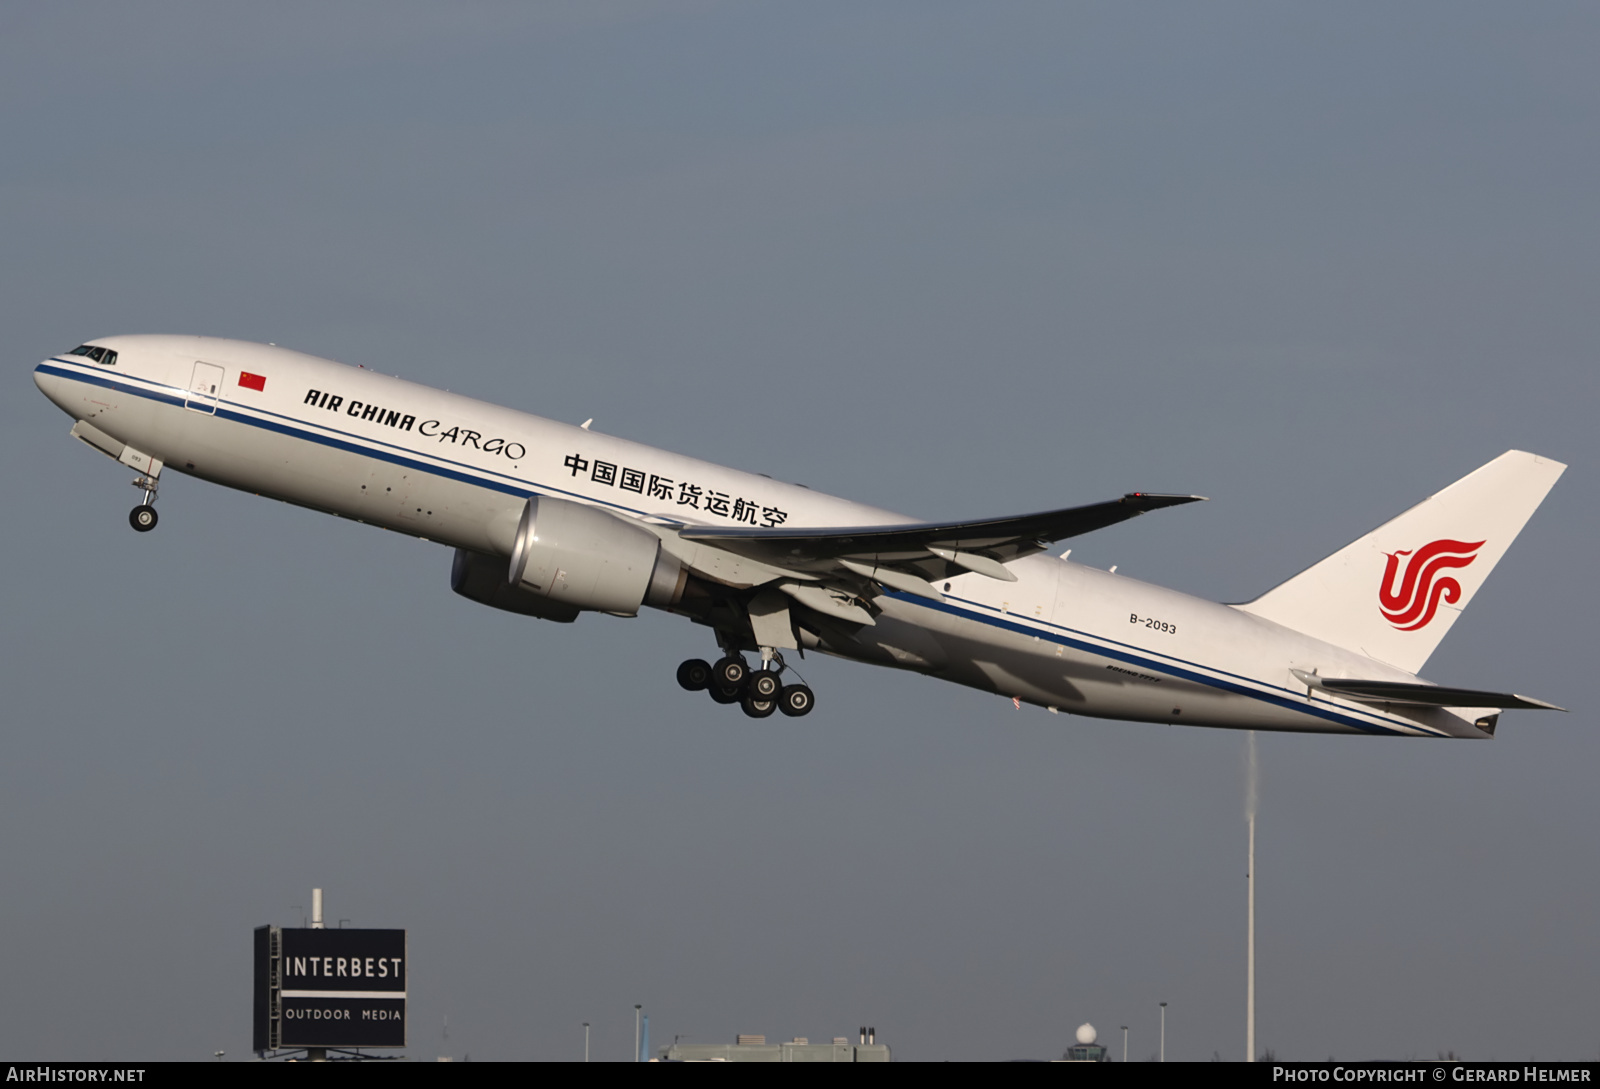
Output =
[
  {"x1": 749, "y1": 671, "x2": 782, "y2": 700},
  {"x1": 778, "y1": 685, "x2": 815, "y2": 717},
  {"x1": 712, "y1": 656, "x2": 748, "y2": 691},
  {"x1": 129, "y1": 505, "x2": 158, "y2": 532},
  {"x1": 677, "y1": 658, "x2": 712, "y2": 692},
  {"x1": 708, "y1": 685, "x2": 742, "y2": 705},
  {"x1": 740, "y1": 694, "x2": 777, "y2": 719}
]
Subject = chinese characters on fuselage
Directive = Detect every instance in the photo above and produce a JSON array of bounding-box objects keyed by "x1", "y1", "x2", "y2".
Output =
[{"x1": 563, "y1": 452, "x2": 788, "y2": 527}]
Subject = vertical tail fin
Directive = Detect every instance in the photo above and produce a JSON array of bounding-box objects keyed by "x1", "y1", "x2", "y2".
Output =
[{"x1": 1236, "y1": 450, "x2": 1565, "y2": 674}]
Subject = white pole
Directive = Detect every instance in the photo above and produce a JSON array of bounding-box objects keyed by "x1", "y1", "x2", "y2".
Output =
[
  {"x1": 634, "y1": 1005, "x2": 642, "y2": 1062},
  {"x1": 1121, "y1": 1025, "x2": 1128, "y2": 1063},
  {"x1": 1248, "y1": 806, "x2": 1257, "y2": 1062},
  {"x1": 1159, "y1": 1002, "x2": 1166, "y2": 1062},
  {"x1": 311, "y1": 888, "x2": 323, "y2": 929},
  {"x1": 1247, "y1": 729, "x2": 1259, "y2": 1064},
  {"x1": 583, "y1": 1022, "x2": 590, "y2": 1062}
]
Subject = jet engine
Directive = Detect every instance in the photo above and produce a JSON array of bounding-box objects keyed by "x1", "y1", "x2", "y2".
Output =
[
  {"x1": 451, "y1": 547, "x2": 581, "y2": 622},
  {"x1": 454, "y1": 495, "x2": 686, "y2": 620}
]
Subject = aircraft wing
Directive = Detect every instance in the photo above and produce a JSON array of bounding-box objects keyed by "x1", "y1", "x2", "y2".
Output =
[
  {"x1": 680, "y1": 492, "x2": 1204, "y2": 598},
  {"x1": 1291, "y1": 671, "x2": 1564, "y2": 711}
]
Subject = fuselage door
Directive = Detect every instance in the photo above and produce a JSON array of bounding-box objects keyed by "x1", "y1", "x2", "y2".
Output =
[{"x1": 185, "y1": 361, "x2": 224, "y2": 414}]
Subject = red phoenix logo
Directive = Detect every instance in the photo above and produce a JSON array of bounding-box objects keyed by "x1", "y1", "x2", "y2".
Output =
[{"x1": 1378, "y1": 539, "x2": 1485, "y2": 631}]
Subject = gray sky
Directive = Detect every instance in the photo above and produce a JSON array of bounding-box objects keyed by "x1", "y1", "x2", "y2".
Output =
[{"x1": 3, "y1": 2, "x2": 1597, "y2": 1061}]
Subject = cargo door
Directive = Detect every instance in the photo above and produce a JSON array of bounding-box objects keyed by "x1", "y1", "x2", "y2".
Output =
[{"x1": 185, "y1": 361, "x2": 224, "y2": 414}]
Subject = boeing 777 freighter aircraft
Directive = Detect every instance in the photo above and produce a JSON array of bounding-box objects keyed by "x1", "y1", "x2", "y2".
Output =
[{"x1": 35, "y1": 336, "x2": 1565, "y2": 735}]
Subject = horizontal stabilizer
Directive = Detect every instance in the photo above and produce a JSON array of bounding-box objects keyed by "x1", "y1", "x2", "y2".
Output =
[{"x1": 1291, "y1": 670, "x2": 1564, "y2": 711}]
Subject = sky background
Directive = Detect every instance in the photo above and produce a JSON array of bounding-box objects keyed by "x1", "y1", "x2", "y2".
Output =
[{"x1": 2, "y1": 2, "x2": 1597, "y2": 1062}]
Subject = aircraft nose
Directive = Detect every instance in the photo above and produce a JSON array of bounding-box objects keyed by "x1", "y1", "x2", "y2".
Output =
[{"x1": 35, "y1": 359, "x2": 80, "y2": 415}]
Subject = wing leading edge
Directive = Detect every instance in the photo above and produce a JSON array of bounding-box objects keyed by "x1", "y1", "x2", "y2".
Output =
[{"x1": 680, "y1": 492, "x2": 1204, "y2": 593}]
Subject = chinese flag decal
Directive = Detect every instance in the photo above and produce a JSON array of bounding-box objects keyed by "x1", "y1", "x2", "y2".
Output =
[{"x1": 238, "y1": 371, "x2": 266, "y2": 391}]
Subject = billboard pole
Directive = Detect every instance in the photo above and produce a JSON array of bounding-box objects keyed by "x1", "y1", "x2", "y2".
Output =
[{"x1": 308, "y1": 888, "x2": 325, "y2": 1061}]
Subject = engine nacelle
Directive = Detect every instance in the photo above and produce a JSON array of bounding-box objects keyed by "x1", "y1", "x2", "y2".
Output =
[
  {"x1": 451, "y1": 548, "x2": 581, "y2": 622},
  {"x1": 506, "y1": 495, "x2": 685, "y2": 616}
]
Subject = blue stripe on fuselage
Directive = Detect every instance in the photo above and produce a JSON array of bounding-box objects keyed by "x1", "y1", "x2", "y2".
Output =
[
  {"x1": 888, "y1": 592, "x2": 1437, "y2": 737},
  {"x1": 35, "y1": 360, "x2": 672, "y2": 520}
]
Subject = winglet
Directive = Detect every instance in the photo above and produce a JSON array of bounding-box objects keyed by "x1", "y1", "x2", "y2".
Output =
[{"x1": 1124, "y1": 492, "x2": 1208, "y2": 509}]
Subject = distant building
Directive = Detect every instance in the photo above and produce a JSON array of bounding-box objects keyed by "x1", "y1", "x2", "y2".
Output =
[
  {"x1": 1061, "y1": 1023, "x2": 1108, "y2": 1062},
  {"x1": 664, "y1": 1028, "x2": 890, "y2": 1062}
]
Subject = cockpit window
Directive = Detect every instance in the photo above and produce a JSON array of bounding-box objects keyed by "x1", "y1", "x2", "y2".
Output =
[{"x1": 67, "y1": 345, "x2": 117, "y2": 365}]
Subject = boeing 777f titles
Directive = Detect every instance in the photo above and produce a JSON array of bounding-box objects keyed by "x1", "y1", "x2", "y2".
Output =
[{"x1": 35, "y1": 336, "x2": 1565, "y2": 735}]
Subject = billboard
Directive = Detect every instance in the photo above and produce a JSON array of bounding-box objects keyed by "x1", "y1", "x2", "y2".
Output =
[{"x1": 254, "y1": 927, "x2": 406, "y2": 1051}]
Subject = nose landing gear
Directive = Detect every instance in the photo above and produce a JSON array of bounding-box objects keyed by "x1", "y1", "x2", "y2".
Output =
[
  {"x1": 129, "y1": 474, "x2": 160, "y2": 532},
  {"x1": 674, "y1": 651, "x2": 815, "y2": 718}
]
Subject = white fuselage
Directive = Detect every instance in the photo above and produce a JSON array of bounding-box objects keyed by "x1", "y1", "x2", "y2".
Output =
[{"x1": 34, "y1": 335, "x2": 1476, "y2": 738}]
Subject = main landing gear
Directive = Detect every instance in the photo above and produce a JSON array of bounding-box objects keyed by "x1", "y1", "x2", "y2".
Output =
[
  {"x1": 129, "y1": 474, "x2": 160, "y2": 533},
  {"x1": 676, "y1": 652, "x2": 815, "y2": 718}
]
